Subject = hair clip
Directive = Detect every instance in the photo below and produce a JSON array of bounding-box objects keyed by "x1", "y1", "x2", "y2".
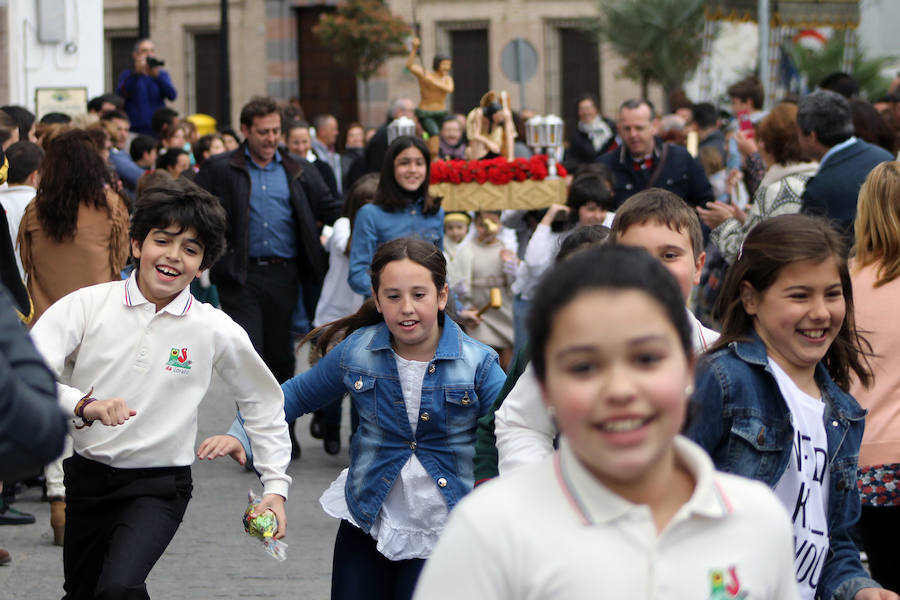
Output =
[{"x1": 737, "y1": 239, "x2": 746, "y2": 261}]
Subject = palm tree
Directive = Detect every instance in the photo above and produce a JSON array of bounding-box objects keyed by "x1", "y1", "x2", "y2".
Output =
[
  {"x1": 790, "y1": 34, "x2": 893, "y2": 100},
  {"x1": 591, "y1": 0, "x2": 706, "y2": 107}
]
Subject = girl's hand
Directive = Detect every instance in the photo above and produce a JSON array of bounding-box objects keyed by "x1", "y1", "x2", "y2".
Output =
[
  {"x1": 696, "y1": 201, "x2": 736, "y2": 229},
  {"x1": 251, "y1": 494, "x2": 288, "y2": 540},
  {"x1": 197, "y1": 435, "x2": 246, "y2": 465},
  {"x1": 83, "y1": 397, "x2": 136, "y2": 426},
  {"x1": 540, "y1": 203, "x2": 570, "y2": 226},
  {"x1": 854, "y1": 588, "x2": 900, "y2": 600}
]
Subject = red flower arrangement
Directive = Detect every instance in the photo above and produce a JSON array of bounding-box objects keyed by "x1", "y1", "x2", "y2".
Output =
[{"x1": 430, "y1": 155, "x2": 567, "y2": 186}]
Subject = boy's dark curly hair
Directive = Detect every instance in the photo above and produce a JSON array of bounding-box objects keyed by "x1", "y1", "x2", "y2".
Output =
[{"x1": 130, "y1": 178, "x2": 227, "y2": 271}]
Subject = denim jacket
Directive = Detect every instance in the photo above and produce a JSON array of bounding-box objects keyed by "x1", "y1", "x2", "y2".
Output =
[
  {"x1": 283, "y1": 319, "x2": 503, "y2": 532},
  {"x1": 686, "y1": 332, "x2": 877, "y2": 600},
  {"x1": 347, "y1": 200, "x2": 444, "y2": 296}
]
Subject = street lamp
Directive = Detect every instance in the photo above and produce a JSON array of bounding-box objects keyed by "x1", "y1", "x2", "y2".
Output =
[
  {"x1": 525, "y1": 114, "x2": 564, "y2": 178},
  {"x1": 387, "y1": 116, "x2": 416, "y2": 145}
]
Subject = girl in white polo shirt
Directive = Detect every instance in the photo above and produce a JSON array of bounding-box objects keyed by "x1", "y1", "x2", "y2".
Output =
[{"x1": 414, "y1": 245, "x2": 797, "y2": 600}]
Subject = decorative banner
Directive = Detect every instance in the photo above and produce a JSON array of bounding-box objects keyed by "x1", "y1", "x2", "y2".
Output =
[{"x1": 705, "y1": 0, "x2": 859, "y2": 29}]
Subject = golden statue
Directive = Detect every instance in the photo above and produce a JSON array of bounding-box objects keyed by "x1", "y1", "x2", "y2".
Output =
[
  {"x1": 406, "y1": 37, "x2": 454, "y2": 156},
  {"x1": 465, "y1": 91, "x2": 515, "y2": 161}
]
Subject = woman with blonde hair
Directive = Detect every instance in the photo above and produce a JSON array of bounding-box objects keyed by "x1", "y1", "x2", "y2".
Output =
[
  {"x1": 698, "y1": 102, "x2": 819, "y2": 263},
  {"x1": 850, "y1": 160, "x2": 900, "y2": 593}
]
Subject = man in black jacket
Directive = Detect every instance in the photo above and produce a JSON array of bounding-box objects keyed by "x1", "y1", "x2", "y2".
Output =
[
  {"x1": 798, "y1": 89, "x2": 893, "y2": 245},
  {"x1": 195, "y1": 97, "x2": 342, "y2": 442},
  {"x1": 597, "y1": 99, "x2": 713, "y2": 209}
]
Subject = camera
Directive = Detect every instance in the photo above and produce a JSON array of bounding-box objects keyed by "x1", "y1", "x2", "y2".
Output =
[{"x1": 146, "y1": 56, "x2": 165, "y2": 68}]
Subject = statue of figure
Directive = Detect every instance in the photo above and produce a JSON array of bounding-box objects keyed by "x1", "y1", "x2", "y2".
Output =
[
  {"x1": 406, "y1": 37, "x2": 454, "y2": 156},
  {"x1": 465, "y1": 90, "x2": 515, "y2": 161}
]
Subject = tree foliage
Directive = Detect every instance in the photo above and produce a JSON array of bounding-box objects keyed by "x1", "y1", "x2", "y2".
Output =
[
  {"x1": 314, "y1": 0, "x2": 411, "y2": 82},
  {"x1": 790, "y1": 34, "x2": 893, "y2": 100},
  {"x1": 591, "y1": 0, "x2": 706, "y2": 102}
]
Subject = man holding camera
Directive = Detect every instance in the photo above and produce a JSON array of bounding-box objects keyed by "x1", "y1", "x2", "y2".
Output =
[{"x1": 116, "y1": 38, "x2": 177, "y2": 136}]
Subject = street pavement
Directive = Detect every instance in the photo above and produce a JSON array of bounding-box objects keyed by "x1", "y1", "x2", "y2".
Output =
[{"x1": 0, "y1": 386, "x2": 351, "y2": 599}]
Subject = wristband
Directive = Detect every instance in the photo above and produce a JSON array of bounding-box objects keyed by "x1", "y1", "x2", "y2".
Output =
[{"x1": 74, "y1": 387, "x2": 96, "y2": 429}]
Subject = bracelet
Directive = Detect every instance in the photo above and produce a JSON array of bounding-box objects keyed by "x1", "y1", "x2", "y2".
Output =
[{"x1": 74, "y1": 387, "x2": 96, "y2": 429}]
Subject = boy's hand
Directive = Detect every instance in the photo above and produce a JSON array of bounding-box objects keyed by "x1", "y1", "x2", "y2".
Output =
[
  {"x1": 251, "y1": 494, "x2": 287, "y2": 540},
  {"x1": 197, "y1": 435, "x2": 246, "y2": 465},
  {"x1": 83, "y1": 398, "x2": 136, "y2": 426}
]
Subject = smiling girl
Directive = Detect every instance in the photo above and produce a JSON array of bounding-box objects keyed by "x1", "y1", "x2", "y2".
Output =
[
  {"x1": 212, "y1": 237, "x2": 506, "y2": 599},
  {"x1": 298, "y1": 237, "x2": 505, "y2": 599},
  {"x1": 687, "y1": 214, "x2": 897, "y2": 600},
  {"x1": 414, "y1": 245, "x2": 796, "y2": 599},
  {"x1": 347, "y1": 136, "x2": 444, "y2": 297}
]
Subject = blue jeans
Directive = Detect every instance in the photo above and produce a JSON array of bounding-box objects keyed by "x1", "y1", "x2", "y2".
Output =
[{"x1": 331, "y1": 519, "x2": 425, "y2": 600}]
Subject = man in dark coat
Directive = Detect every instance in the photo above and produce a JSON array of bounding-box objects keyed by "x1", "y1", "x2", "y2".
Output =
[
  {"x1": 798, "y1": 89, "x2": 893, "y2": 245},
  {"x1": 596, "y1": 99, "x2": 713, "y2": 209},
  {"x1": 195, "y1": 97, "x2": 342, "y2": 457}
]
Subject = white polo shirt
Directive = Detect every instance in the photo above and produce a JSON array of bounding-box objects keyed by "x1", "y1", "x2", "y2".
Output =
[
  {"x1": 30, "y1": 274, "x2": 291, "y2": 498},
  {"x1": 415, "y1": 436, "x2": 798, "y2": 600}
]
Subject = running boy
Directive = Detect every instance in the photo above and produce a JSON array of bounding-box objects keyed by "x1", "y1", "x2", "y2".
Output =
[
  {"x1": 477, "y1": 188, "x2": 717, "y2": 480},
  {"x1": 30, "y1": 179, "x2": 291, "y2": 600}
]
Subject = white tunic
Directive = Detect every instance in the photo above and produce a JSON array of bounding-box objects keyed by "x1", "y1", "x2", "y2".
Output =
[{"x1": 313, "y1": 217, "x2": 364, "y2": 327}]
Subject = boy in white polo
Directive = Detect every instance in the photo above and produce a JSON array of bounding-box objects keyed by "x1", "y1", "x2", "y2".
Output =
[{"x1": 30, "y1": 179, "x2": 291, "y2": 600}]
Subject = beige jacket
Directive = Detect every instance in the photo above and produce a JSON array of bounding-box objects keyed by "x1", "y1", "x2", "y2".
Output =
[{"x1": 18, "y1": 187, "x2": 130, "y2": 322}]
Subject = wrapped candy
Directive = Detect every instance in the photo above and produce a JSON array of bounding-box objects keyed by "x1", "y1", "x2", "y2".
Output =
[{"x1": 242, "y1": 489, "x2": 288, "y2": 561}]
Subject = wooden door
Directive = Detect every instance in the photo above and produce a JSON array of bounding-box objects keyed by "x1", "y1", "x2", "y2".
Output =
[
  {"x1": 450, "y1": 29, "x2": 489, "y2": 115},
  {"x1": 297, "y1": 7, "x2": 359, "y2": 129},
  {"x1": 194, "y1": 32, "x2": 223, "y2": 123},
  {"x1": 110, "y1": 37, "x2": 138, "y2": 92},
  {"x1": 560, "y1": 28, "x2": 600, "y2": 142}
]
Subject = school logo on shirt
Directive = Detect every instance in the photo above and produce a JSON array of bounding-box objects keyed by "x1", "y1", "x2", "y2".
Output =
[
  {"x1": 707, "y1": 566, "x2": 747, "y2": 599},
  {"x1": 165, "y1": 347, "x2": 192, "y2": 374}
]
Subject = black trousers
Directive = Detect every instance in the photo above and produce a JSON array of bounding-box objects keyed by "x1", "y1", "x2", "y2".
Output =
[
  {"x1": 218, "y1": 260, "x2": 300, "y2": 384},
  {"x1": 331, "y1": 519, "x2": 425, "y2": 600},
  {"x1": 858, "y1": 504, "x2": 900, "y2": 592},
  {"x1": 62, "y1": 454, "x2": 192, "y2": 600}
]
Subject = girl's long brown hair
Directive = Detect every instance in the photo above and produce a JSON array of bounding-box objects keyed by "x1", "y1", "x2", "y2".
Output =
[
  {"x1": 710, "y1": 214, "x2": 871, "y2": 390},
  {"x1": 35, "y1": 129, "x2": 116, "y2": 241},
  {"x1": 375, "y1": 135, "x2": 441, "y2": 215}
]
